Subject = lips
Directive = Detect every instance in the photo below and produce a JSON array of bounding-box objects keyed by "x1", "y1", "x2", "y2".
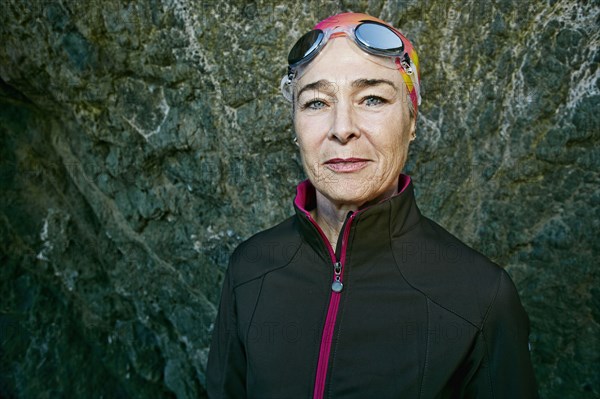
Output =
[{"x1": 324, "y1": 158, "x2": 370, "y2": 173}]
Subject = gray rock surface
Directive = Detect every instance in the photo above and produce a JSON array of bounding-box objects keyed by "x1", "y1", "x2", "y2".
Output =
[{"x1": 1, "y1": 0, "x2": 598, "y2": 398}]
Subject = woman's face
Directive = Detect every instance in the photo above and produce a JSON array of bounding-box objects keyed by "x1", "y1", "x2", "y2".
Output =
[{"x1": 293, "y1": 38, "x2": 416, "y2": 208}]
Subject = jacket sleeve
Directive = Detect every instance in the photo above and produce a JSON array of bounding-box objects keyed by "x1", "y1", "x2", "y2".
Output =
[
  {"x1": 206, "y1": 267, "x2": 247, "y2": 398},
  {"x1": 463, "y1": 269, "x2": 539, "y2": 398}
]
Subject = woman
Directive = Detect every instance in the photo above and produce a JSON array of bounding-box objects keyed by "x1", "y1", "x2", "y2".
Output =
[{"x1": 207, "y1": 12, "x2": 537, "y2": 398}]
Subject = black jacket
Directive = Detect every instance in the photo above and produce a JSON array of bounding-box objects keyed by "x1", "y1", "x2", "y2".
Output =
[{"x1": 207, "y1": 176, "x2": 538, "y2": 398}]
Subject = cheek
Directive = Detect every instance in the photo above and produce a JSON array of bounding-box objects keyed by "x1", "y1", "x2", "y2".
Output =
[
  {"x1": 379, "y1": 120, "x2": 411, "y2": 169},
  {"x1": 380, "y1": 118, "x2": 408, "y2": 146},
  {"x1": 293, "y1": 114, "x2": 312, "y2": 142},
  {"x1": 295, "y1": 117, "x2": 325, "y2": 155},
  {"x1": 296, "y1": 137, "x2": 319, "y2": 173}
]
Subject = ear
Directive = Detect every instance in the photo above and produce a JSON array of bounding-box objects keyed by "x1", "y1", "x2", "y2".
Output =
[{"x1": 408, "y1": 117, "x2": 417, "y2": 142}]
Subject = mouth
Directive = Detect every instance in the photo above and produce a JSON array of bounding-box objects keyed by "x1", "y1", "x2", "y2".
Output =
[{"x1": 324, "y1": 157, "x2": 370, "y2": 173}]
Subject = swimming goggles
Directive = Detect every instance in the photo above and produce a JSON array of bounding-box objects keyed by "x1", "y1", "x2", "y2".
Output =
[{"x1": 287, "y1": 21, "x2": 414, "y2": 79}]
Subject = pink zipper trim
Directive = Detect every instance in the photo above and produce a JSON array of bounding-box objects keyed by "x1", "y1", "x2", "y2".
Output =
[
  {"x1": 313, "y1": 289, "x2": 341, "y2": 399},
  {"x1": 293, "y1": 195, "x2": 339, "y2": 399},
  {"x1": 292, "y1": 202, "x2": 339, "y2": 399},
  {"x1": 312, "y1": 213, "x2": 355, "y2": 399}
]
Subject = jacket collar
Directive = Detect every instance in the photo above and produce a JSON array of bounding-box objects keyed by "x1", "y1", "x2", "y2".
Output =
[{"x1": 293, "y1": 174, "x2": 422, "y2": 260}]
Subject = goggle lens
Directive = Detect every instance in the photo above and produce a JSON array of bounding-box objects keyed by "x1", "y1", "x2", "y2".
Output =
[
  {"x1": 355, "y1": 22, "x2": 403, "y2": 54},
  {"x1": 288, "y1": 30, "x2": 324, "y2": 66}
]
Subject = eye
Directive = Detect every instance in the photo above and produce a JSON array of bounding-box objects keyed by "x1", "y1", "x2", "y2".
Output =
[
  {"x1": 363, "y1": 95, "x2": 386, "y2": 107},
  {"x1": 301, "y1": 99, "x2": 327, "y2": 110}
]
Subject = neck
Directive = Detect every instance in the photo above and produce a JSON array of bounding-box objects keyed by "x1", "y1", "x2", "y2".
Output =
[
  {"x1": 311, "y1": 183, "x2": 399, "y2": 247},
  {"x1": 310, "y1": 192, "x2": 354, "y2": 246}
]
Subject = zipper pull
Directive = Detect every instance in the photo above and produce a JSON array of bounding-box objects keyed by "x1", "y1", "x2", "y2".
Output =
[{"x1": 331, "y1": 261, "x2": 343, "y2": 293}]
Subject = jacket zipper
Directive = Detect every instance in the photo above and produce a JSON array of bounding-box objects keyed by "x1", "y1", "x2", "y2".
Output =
[{"x1": 308, "y1": 212, "x2": 356, "y2": 399}]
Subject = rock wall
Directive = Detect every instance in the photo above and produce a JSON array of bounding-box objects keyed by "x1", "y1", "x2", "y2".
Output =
[{"x1": 1, "y1": 0, "x2": 598, "y2": 397}]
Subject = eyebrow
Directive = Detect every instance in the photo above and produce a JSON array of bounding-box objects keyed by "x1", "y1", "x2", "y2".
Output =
[
  {"x1": 351, "y1": 78, "x2": 398, "y2": 90},
  {"x1": 296, "y1": 79, "x2": 335, "y2": 100},
  {"x1": 296, "y1": 78, "x2": 398, "y2": 100}
]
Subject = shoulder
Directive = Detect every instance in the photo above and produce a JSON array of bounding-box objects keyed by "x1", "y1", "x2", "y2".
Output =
[
  {"x1": 227, "y1": 215, "x2": 303, "y2": 288},
  {"x1": 394, "y1": 215, "x2": 515, "y2": 328}
]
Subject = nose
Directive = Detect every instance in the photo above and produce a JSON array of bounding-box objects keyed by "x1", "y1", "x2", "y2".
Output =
[{"x1": 328, "y1": 100, "x2": 360, "y2": 143}]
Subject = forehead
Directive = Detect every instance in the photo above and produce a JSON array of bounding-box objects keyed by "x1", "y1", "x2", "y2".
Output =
[{"x1": 296, "y1": 37, "x2": 403, "y2": 90}]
